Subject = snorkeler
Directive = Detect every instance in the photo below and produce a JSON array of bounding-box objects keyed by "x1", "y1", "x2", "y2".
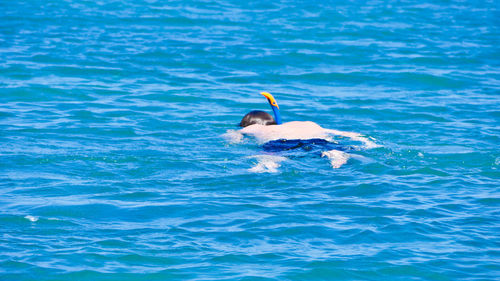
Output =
[{"x1": 228, "y1": 92, "x2": 379, "y2": 171}]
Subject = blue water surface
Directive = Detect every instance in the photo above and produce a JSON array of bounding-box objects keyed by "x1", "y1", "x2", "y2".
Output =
[{"x1": 1, "y1": 0, "x2": 499, "y2": 280}]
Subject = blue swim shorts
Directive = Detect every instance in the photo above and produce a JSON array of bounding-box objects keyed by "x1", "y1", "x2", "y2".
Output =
[{"x1": 262, "y1": 138, "x2": 350, "y2": 154}]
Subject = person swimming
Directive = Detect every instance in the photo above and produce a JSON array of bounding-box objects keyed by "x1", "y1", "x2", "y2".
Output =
[{"x1": 227, "y1": 92, "x2": 379, "y2": 171}]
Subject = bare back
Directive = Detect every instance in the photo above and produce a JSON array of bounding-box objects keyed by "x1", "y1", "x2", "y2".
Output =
[{"x1": 239, "y1": 121, "x2": 331, "y2": 143}]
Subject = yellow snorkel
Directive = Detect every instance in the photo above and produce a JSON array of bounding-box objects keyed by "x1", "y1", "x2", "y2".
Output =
[{"x1": 260, "y1": 92, "x2": 282, "y2": 125}]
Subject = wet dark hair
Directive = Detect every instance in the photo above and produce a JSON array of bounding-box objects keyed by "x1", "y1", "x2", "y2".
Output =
[{"x1": 239, "y1": 110, "x2": 276, "y2": 127}]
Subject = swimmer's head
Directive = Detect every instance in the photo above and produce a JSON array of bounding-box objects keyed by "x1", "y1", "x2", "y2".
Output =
[{"x1": 239, "y1": 110, "x2": 276, "y2": 127}]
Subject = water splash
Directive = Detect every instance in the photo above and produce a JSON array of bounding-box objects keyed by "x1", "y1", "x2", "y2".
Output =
[{"x1": 247, "y1": 155, "x2": 287, "y2": 173}]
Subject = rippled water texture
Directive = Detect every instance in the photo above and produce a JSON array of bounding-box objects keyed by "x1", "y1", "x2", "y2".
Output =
[{"x1": 1, "y1": 0, "x2": 499, "y2": 280}]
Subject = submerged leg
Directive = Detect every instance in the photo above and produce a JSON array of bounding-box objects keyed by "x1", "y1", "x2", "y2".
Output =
[
  {"x1": 321, "y1": 150, "x2": 350, "y2": 169},
  {"x1": 325, "y1": 129, "x2": 380, "y2": 149}
]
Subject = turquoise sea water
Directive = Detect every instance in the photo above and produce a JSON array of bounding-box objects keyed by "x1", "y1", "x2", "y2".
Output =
[{"x1": 1, "y1": 0, "x2": 499, "y2": 280}]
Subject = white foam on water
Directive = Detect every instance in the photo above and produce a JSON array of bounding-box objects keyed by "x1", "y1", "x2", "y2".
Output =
[
  {"x1": 24, "y1": 215, "x2": 39, "y2": 222},
  {"x1": 248, "y1": 155, "x2": 287, "y2": 173},
  {"x1": 223, "y1": 129, "x2": 243, "y2": 144},
  {"x1": 322, "y1": 150, "x2": 350, "y2": 169}
]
